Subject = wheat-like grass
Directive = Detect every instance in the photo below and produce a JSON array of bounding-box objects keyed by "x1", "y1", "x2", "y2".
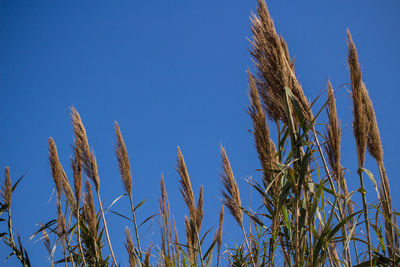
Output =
[
  {"x1": 1, "y1": 167, "x2": 12, "y2": 208},
  {"x1": 220, "y1": 145, "x2": 242, "y2": 226},
  {"x1": 248, "y1": 71, "x2": 277, "y2": 186},
  {"x1": 347, "y1": 31, "x2": 368, "y2": 168},
  {"x1": 48, "y1": 138, "x2": 76, "y2": 212},
  {"x1": 48, "y1": 138, "x2": 63, "y2": 198},
  {"x1": 361, "y1": 83, "x2": 395, "y2": 258},
  {"x1": 215, "y1": 205, "x2": 224, "y2": 267},
  {"x1": 347, "y1": 30, "x2": 373, "y2": 266},
  {"x1": 70, "y1": 107, "x2": 117, "y2": 265},
  {"x1": 176, "y1": 147, "x2": 196, "y2": 220},
  {"x1": 114, "y1": 122, "x2": 132, "y2": 194},
  {"x1": 71, "y1": 147, "x2": 83, "y2": 206},
  {"x1": 250, "y1": 0, "x2": 312, "y2": 123},
  {"x1": 125, "y1": 227, "x2": 137, "y2": 267},
  {"x1": 114, "y1": 121, "x2": 143, "y2": 262},
  {"x1": 70, "y1": 107, "x2": 100, "y2": 191}
]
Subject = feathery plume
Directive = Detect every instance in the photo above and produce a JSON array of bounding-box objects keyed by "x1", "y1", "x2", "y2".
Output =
[
  {"x1": 325, "y1": 81, "x2": 342, "y2": 181},
  {"x1": 114, "y1": 122, "x2": 132, "y2": 194},
  {"x1": 325, "y1": 82, "x2": 353, "y2": 215},
  {"x1": 71, "y1": 146, "x2": 83, "y2": 206},
  {"x1": 70, "y1": 107, "x2": 100, "y2": 191},
  {"x1": 347, "y1": 30, "x2": 374, "y2": 265},
  {"x1": 347, "y1": 30, "x2": 368, "y2": 167},
  {"x1": 48, "y1": 138, "x2": 76, "y2": 210},
  {"x1": 1, "y1": 167, "x2": 12, "y2": 207},
  {"x1": 176, "y1": 147, "x2": 197, "y2": 221},
  {"x1": 220, "y1": 145, "x2": 243, "y2": 226},
  {"x1": 160, "y1": 174, "x2": 173, "y2": 259},
  {"x1": 215, "y1": 205, "x2": 224, "y2": 267},
  {"x1": 196, "y1": 185, "x2": 204, "y2": 232},
  {"x1": 61, "y1": 170, "x2": 76, "y2": 212},
  {"x1": 361, "y1": 83, "x2": 394, "y2": 257},
  {"x1": 362, "y1": 84, "x2": 383, "y2": 162},
  {"x1": 248, "y1": 71, "x2": 278, "y2": 186},
  {"x1": 48, "y1": 138, "x2": 63, "y2": 198},
  {"x1": 125, "y1": 227, "x2": 137, "y2": 267},
  {"x1": 280, "y1": 36, "x2": 295, "y2": 71},
  {"x1": 250, "y1": 0, "x2": 312, "y2": 122}
]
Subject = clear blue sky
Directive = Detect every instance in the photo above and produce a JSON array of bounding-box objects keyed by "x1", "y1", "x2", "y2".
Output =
[{"x1": 1, "y1": 0, "x2": 399, "y2": 265}]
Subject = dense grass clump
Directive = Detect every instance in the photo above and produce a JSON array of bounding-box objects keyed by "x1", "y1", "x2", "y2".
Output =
[{"x1": 1, "y1": 1, "x2": 399, "y2": 266}]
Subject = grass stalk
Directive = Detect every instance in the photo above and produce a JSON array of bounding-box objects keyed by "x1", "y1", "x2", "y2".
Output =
[
  {"x1": 96, "y1": 190, "x2": 118, "y2": 266},
  {"x1": 128, "y1": 192, "x2": 143, "y2": 263},
  {"x1": 76, "y1": 212, "x2": 88, "y2": 267}
]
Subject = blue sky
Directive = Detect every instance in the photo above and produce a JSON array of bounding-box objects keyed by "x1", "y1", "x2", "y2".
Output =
[{"x1": 1, "y1": 0, "x2": 400, "y2": 265}]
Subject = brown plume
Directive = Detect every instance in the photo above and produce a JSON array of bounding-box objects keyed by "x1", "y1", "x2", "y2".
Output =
[
  {"x1": 70, "y1": 107, "x2": 100, "y2": 191},
  {"x1": 250, "y1": 0, "x2": 312, "y2": 122},
  {"x1": 125, "y1": 227, "x2": 136, "y2": 267},
  {"x1": 114, "y1": 122, "x2": 132, "y2": 194},
  {"x1": 248, "y1": 71, "x2": 278, "y2": 186},
  {"x1": 220, "y1": 145, "x2": 243, "y2": 226},
  {"x1": 347, "y1": 30, "x2": 368, "y2": 167},
  {"x1": 1, "y1": 167, "x2": 12, "y2": 207}
]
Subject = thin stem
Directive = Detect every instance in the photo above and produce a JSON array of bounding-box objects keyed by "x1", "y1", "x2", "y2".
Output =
[
  {"x1": 312, "y1": 127, "x2": 352, "y2": 265},
  {"x1": 357, "y1": 169, "x2": 372, "y2": 267},
  {"x1": 194, "y1": 224, "x2": 205, "y2": 267},
  {"x1": 76, "y1": 211, "x2": 88, "y2": 267},
  {"x1": 96, "y1": 190, "x2": 118, "y2": 266},
  {"x1": 128, "y1": 193, "x2": 143, "y2": 263},
  {"x1": 240, "y1": 223, "x2": 255, "y2": 267}
]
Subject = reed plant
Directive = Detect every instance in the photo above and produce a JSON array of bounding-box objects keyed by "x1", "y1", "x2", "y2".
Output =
[{"x1": 1, "y1": 0, "x2": 399, "y2": 266}]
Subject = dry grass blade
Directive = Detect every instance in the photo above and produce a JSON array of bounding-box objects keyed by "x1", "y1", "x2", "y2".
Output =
[
  {"x1": 125, "y1": 227, "x2": 137, "y2": 267},
  {"x1": 70, "y1": 107, "x2": 100, "y2": 191},
  {"x1": 114, "y1": 122, "x2": 132, "y2": 194},
  {"x1": 250, "y1": 0, "x2": 312, "y2": 122},
  {"x1": 1, "y1": 167, "x2": 12, "y2": 207},
  {"x1": 220, "y1": 145, "x2": 242, "y2": 226},
  {"x1": 40, "y1": 224, "x2": 52, "y2": 256}
]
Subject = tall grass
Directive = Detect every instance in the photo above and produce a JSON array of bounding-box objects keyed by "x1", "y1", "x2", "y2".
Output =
[{"x1": 1, "y1": 0, "x2": 399, "y2": 266}]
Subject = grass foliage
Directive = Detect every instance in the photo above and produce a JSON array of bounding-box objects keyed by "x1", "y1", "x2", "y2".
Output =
[{"x1": 1, "y1": 1, "x2": 399, "y2": 266}]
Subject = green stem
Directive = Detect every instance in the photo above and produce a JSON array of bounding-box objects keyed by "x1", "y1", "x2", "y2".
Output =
[{"x1": 128, "y1": 193, "x2": 143, "y2": 263}]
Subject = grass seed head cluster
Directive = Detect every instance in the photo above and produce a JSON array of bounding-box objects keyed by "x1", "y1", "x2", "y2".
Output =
[{"x1": 1, "y1": 0, "x2": 399, "y2": 266}]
